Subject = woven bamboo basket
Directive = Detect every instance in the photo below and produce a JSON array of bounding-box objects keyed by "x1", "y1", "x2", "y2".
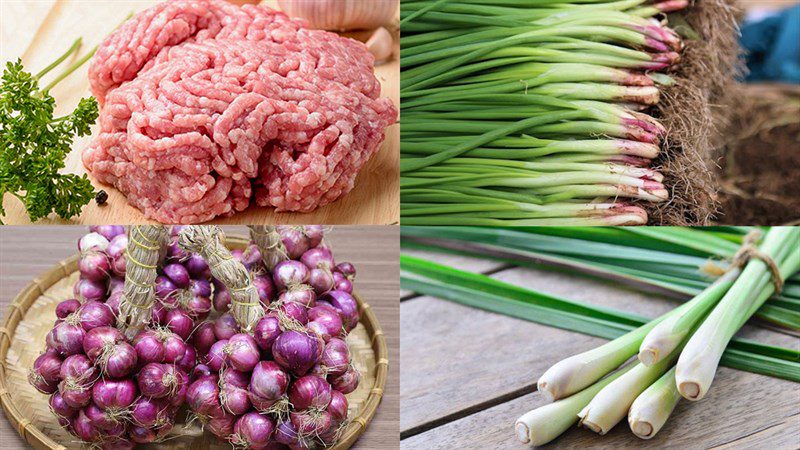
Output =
[{"x1": 0, "y1": 235, "x2": 388, "y2": 449}]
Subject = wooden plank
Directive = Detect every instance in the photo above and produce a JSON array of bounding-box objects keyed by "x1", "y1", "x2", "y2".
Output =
[
  {"x1": 0, "y1": 0, "x2": 55, "y2": 62},
  {"x1": 399, "y1": 263, "x2": 800, "y2": 444},
  {"x1": 0, "y1": 0, "x2": 399, "y2": 225},
  {"x1": 401, "y1": 367, "x2": 800, "y2": 449},
  {"x1": 0, "y1": 225, "x2": 399, "y2": 449}
]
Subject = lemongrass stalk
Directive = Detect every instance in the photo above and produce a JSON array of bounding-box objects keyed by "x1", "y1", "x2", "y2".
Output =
[
  {"x1": 516, "y1": 364, "x2": 634, "y2": 446},
  {"x1": 536, "y1": 259, "x2": 759, "y2": 403},
  {"x1": 676, "y1": 228, "x2": 800, "y2": 401},
  {"x1": 638, "y1": 269, "x2": 740, "y2": 366},
  {"x1": 537, "y1": 325, "x2": 649, "y2": 401},
  {"x1": 578, "y1": 353, "x2": 676, "y2": 434},
  {"x1": 628, "y1": 366, "x2": 681, "y2": 439}
]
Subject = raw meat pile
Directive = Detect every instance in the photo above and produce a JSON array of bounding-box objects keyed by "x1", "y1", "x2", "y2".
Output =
[{"x1": 85, "y1": 0, "x2": 397, "y2": 223}]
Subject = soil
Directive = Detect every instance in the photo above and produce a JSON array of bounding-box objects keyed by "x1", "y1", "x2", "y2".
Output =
[{"x1": 715, "y1": 83, "x2": 800, "y2": 225}]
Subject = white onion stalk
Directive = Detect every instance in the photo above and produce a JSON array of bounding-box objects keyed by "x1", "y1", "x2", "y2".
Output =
[
  {"x1": 516, "y1": 364, "x2": 633, "y2": 446},
  {"x1": 628, "y1": 367, "x2": 681, "y2": 439},
  {"x1": 638, "y1": 269, "x2": 739, "y2": 366},
  {"x1": 676, "y1": 227, "x2": 800, "y2": 401},
  {"x1": 578, "y1": 352, "x2": 676, "y2": 435}
]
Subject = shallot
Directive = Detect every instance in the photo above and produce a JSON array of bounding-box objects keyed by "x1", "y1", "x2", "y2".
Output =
[
  {"x1": 49, "y1": 392, "x2": 77, "y2": 419},
  {"x1": 272, "y1": 330, "x2": 321, "y2": 376},
  {"x1": 47, "y1": 321, "x2": 85, "y2": 356},
  {"x1": 78, "y1": 232, "x2": 109, "y2": 253},
  {"x1": 330, "y1": 366, "x2": 360, "y2": 394},
  {"x1": 289, "y1": 375, "x2": 332, "y2": 410},
  {"x1": 249, "y1": 361, "x2": 290, "y2": 406},
  {"x1": 232, "y1": 412, "x2": 276, "y2": 448},
  {"x1": 191, "y1": 321, "x2": 217, "y2": 356},
  {"x1": 55, "y1": 299, "x2": 81, "y2": 319},
  {"x1": 186, "y1": 375, "x2": 222, "y2": 417},
  {"x1": 273, "y1": 260, "x2": 310, "y2": 291},
  {"x1": 225, "y1": 333, "x2": 260, "y2": 372},
  {"x1": 92, "y1": 378, "x2": 137, "y2": 410},
  {"x1": 138, "y1": 363, "x2": 186, "y2": 399},
  {"x1": 253, "y1": 315, "x2": 281, "y2": 351},
  {"x1": 78, "y1": 251, "x2": 110, "y2": 281},
  {"x1": 77, "y1": 301, "x2": 114, "y2": 331}
]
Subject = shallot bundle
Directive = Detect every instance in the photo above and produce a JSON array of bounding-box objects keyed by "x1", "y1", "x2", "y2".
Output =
[
  {"x1": 31, "y1": 225, "x2": 363, "y2": 449},
  {"x1": 31, "y1": 226, "x2": 192, "y2": 447},
  {"x1": 183, "y1": 226, "x2": 361, "y2": 449}
]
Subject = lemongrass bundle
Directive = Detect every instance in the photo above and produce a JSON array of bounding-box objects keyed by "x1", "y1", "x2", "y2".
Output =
[
  {"x1": 676, "y1": 227, "x2": 800, "y2": 401},
  {"x1": 399, "y1": 226, "x2": 800, "y2": 445},
  {"x1": 117, "y1": 225, "x2": 168, "y2": 339},
  {"x1": 179, "y1": 226, "x2": 263, "y2": 331}
]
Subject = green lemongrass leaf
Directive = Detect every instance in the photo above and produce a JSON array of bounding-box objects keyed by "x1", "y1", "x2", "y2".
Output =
[
  {"x1": 624, "y1": 227, "x2": 741, "y2": 257},
  {"x1": 401, "y1": 226, "x2": 709, "y2": 267},
  {"x1": 400, "y1": 254, "x2": 800, "y2": 382},
  {"x1": 400, "y1": 227, "x2": 798, "y2": 330}
]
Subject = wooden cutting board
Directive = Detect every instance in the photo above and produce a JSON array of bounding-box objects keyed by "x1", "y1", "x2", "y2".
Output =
[{"x1": 0, "y1": 0, "x2": 399, "y2": 225}]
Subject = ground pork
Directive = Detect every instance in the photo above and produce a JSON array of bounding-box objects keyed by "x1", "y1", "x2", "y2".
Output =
[{"x1": 84, "y1": 0, "x2": 397, "y2": 223}]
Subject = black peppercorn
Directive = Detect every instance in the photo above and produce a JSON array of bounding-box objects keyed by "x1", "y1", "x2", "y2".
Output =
[{"x1": 95, "y1": 190, "x2": 108, "y2": 205}]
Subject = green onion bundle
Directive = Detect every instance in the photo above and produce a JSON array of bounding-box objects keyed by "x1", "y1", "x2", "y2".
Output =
[{"x1": 400, "y1": 0, "x2": 691, "y2": 225}]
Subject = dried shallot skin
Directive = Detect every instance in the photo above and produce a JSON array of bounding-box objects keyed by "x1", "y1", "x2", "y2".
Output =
[{"x1": 85, "y1": 0, "x2": 397, "y2": 223}]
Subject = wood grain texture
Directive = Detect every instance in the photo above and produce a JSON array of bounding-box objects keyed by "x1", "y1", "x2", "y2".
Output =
[
  {"x1": 0, "y1": 225, "x2": 400, "y2": 449},
  {"x1": 400, "y1": 252, "x2": 800, "y2": 449},
  {"x1": 0, "y1": 0, "x2": 399, "y2": 225},
  {"x1": 402, "y1": 367, "x2": 800, "y2": 450}
]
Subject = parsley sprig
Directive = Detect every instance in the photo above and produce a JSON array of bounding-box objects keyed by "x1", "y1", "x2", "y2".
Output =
[{"x1": 0, "y1": 38, "x2": 98, "y2": 223}]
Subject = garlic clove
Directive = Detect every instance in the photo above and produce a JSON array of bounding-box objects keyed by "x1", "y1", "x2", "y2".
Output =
[{"x1": 367, "y1": 27, "x2": 394, "y2": 64}]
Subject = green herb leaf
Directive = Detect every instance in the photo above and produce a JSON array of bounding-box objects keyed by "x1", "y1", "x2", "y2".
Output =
[{"x1": 0, "y1": 58, "x2": 98, "y2": 223}]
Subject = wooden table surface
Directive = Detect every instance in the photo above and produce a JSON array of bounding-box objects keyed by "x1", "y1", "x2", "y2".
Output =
[
  {"x1": 400, "y1": 247, "x2": 800, "y2": 449},
  {"x1": 0, "y1": 225, "x2": 400, "y2": 449},
  {"x1": 0, "y1": 0, "x2": 399, "y2": 225}
]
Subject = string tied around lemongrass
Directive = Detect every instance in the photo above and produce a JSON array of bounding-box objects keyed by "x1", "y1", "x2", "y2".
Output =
[
  {"x1": 179, "y1": 226, "x2": 263, "y2": 332},
  {"x1": 729, "y1": 230, "x2": 784, "y2": 293},
  {"x1": 700, "y1": 230, "x2": 784, "y2": 294},
  {"x1": 118, "y1": 225, "x2": 168, "y2": 340}
]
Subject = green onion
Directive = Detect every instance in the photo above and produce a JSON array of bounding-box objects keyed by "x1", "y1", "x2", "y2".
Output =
[{"x1": 400, "y1": 0, "x2": 686, "y2": 224}]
